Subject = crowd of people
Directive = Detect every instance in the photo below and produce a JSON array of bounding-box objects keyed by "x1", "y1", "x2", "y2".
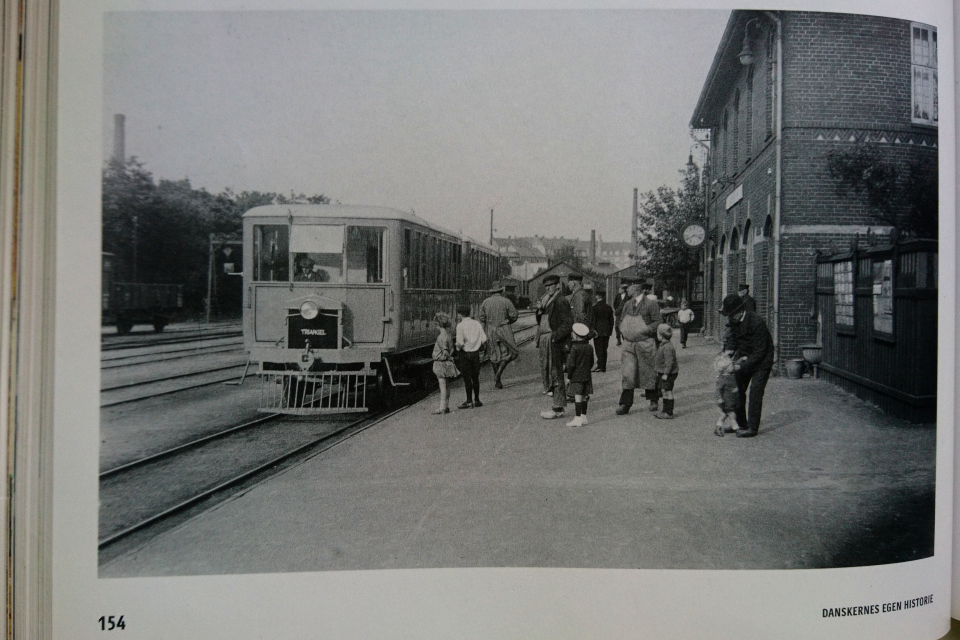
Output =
[{"x1": 430, "y1": 275, "x2": 774, "y2": 438}]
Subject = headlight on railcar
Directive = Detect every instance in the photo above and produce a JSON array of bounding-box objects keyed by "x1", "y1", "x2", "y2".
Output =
[{"x1": 300, "y1": 300, "x2": 320, "y2": 320}]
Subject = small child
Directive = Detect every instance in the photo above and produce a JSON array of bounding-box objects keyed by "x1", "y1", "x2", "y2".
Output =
[
  {"x1": 564, "y1": 323, "x2": 594, "y2": 427},
  {"x1": 431, "y1": 312, "x2": 459, "y2": 415},
  {"x1": 653, "y1": 324, "x2": 678, "y2": 419},
  {"x1": 713, "y1": 353, "x2": 741, "y2": 436}
]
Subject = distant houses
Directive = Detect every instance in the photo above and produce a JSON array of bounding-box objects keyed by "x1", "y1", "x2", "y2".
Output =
[{"x1": 492, "y1": 232, "x2": 633, "y2": 282}]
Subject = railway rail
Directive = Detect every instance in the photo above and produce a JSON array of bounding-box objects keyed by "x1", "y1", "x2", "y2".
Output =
[
  {"x1": 98, "y1": 390, "x2": 429, "y2": 560},
  {"x1": 99, "y1": 316, "x2": 541, "y2": 560}
]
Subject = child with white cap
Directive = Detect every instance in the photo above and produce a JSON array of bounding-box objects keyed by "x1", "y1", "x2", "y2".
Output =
[{"x1": 564, "y1": 323, "x2": 594, "y2": 427}]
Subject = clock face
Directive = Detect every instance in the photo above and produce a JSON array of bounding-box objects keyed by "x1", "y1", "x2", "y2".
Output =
[{"x1": 682, "y1": 224, "x2": 706, "y2": 247}]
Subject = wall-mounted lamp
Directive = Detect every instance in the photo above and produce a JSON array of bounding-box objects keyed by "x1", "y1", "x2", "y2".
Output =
[{"x1": 738, "y1": 17, "x2": 762, "y2": 66}]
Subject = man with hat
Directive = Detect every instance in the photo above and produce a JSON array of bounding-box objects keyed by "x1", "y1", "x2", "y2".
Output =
[
  {"x1": 615, "y1": 277, "x2": 663, "y2": 415},
  {"x1": 613, "y1": 282, "x2": 630, "y2": 345},
  {"x1": 295, "y1": 257, "x2": 325, "y2": 282},
  {"x1": 590, "y1": 288, "x2": 614, "y2": 372},
  {"x1": 738, "y1": 283, "x2": 757, "y2": 314},
  {"x1": 719, "y1": 293, "x2": 774, "y2": 438},
  {"x1": 479, "y1": 280, "x2": 520, "y2": 389},
  {"x1": 536, "y1": 274, "x2": 573, "y2": 419}
]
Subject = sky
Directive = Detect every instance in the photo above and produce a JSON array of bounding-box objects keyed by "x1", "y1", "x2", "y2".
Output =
[{"x1": 103, "y1": 10, "x2": 729, "y2": 243}]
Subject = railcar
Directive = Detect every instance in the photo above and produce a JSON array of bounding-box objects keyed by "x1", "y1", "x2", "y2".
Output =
[
  {"x1": 102, "y1": 252, "x2": 184, "y2": 334},
  {"x1": 242, "y1": 204, "x2": 499, "y2": 413}
]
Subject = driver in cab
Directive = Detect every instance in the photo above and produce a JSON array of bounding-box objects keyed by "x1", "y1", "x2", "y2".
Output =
[{"x1": 296, "y1": 257, "x2": 328, "y2": 282}]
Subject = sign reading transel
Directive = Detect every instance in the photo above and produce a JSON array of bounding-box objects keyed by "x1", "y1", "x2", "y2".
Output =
[{"x1": 288, "y1": 312, "x2": 338, "y2": 350}]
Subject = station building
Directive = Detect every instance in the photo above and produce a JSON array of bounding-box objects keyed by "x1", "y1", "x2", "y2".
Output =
[{"x1": 691, "y1": 10, "x2": 938, "y2": 377}]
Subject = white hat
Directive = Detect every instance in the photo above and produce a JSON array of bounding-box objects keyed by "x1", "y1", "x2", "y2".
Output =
[{"x1": 572, "y1": 323, "x2": 590, "y2": 338}]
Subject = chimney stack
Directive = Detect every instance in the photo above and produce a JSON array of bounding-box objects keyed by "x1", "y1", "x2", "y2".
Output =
[{"x1": 113, "y1": 114, "x2": 126, "y2": 164}]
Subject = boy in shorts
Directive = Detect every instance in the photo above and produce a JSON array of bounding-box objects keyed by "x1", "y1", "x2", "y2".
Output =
[
  {"x1": 713, "y1": 353, "x2": 742, "y2": 436},
  {"x1": 653, "y1": 324, "x2": 678, "y2": 419},
  {"x1": 564, "y1": 323, "x2": 594, "y2": 427}
]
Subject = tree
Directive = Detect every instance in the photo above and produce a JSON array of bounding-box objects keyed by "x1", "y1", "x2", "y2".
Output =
[
  {"x1": 102, "y1": 156, "x2": 334, "y2": 315},
  {"x1": 552, "y1": 243, "x2": 584, "y2": 270},
  {"x1": 826, "y1": 146, "x2": 937, "y2": 239},
  {"x1": 635, "y1": 163, "x2": 704, "y2": 293}
]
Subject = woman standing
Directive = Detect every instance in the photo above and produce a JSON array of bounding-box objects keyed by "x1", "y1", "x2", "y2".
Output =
[{"x1": 431, "y1": 312, "x2": 459, "y2": 414}]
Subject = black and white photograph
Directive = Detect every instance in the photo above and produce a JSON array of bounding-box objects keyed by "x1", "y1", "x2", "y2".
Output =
[{"x1": 96, "y1": 6, "x2": 939, "y2": 582}]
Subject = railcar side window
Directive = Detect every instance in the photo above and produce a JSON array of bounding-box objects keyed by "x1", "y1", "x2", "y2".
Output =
[
  {"x1": 253, "y1": 225, "x2": 289, "y2": 282},
  {"x1": 347, "y1": 226, "x2": 385, "y2": 283},
  {"x1": 292, "y1": 225, "x2": 345, "y2": 283}
]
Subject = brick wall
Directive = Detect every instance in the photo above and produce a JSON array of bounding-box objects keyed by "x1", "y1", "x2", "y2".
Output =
[
  {"x1": 700, "y1": 11, "x2": 938, "y2": 372},
  {"x1": 782, "y1": 13, "x2": 912, "y2": 127}
]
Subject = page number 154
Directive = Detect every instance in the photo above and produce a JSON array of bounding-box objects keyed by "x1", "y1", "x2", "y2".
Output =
[{"x1": 98, "y1": 615, "x2": 125, "y2": 631}]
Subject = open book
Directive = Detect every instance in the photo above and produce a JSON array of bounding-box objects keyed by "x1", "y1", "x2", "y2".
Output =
[{"x1": 1, "y1": 0, "x2": 957, "y2": 637}]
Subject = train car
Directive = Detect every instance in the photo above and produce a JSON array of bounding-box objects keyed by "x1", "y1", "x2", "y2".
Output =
[
  {"x1": 102, "y1": 252, "x2": 184, "y2": 334},
  {"x1": 242, "y1": 204, "x2": 500, "y2": 413}
]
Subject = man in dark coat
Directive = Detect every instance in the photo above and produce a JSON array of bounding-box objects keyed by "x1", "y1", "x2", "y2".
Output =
[
  {"x1": 537, "y1": 274, "x2": 574, "y2": 419},
  {"x1": 738, "y1": 283, "x2": 758, "y2": 313},
  {"x1": 566, "y1": 273, "x2": 593, "y2": 329},
  {"x1": 720, "y1": 293, "x2": 774, "y2": 438},
  {"x1": 590, "y1": 289, "x2": 614, "y2": 372},
  {"x1": 613, "y1": 283, "x2": 629, "y2": 345}
]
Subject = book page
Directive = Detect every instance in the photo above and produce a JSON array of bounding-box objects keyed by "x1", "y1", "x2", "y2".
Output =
[{"x1": 51, "y1": 0, "x2": 954, "y2": 638}]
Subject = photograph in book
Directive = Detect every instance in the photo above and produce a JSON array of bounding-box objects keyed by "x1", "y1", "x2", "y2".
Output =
[{"x1": 97, "y1": 8, "x2": 939, "y2": 577}]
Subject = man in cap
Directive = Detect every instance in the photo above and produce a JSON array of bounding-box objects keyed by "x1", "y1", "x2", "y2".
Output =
[
  {"x1": 738, "y1": 283, "x2": 757, "y2": 313},
  {"x1": 479, "y1": 280, "x2": 520, "y2": 389},
  {"x1": 615, "y1": 277, "x2": 662, "y2": 415},
  {"x1": 613, "y1": 283, "x2": 630, "y2": 345},
  {"x1": 719, "y1": 293, "x2": 774, "y2": 438},
  {"x1": 537, "y1": 274, "x2": 573, "y2": 419},
  {"x1": 295, "y1": 257, "x2": 324, "y2": 282},
  {"x1": 590, "y1": 289, "x2": 614, "y2": 372}
]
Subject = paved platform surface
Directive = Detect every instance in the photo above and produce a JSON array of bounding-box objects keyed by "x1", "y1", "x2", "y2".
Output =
[{"x1": 101, "y1": 333, "x2": 936, "y2": 577}]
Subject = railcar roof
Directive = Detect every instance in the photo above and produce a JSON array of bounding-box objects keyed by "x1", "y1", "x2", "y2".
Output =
[{"x1": 243, "y1": 204, "x2": 466, "y2": 239}]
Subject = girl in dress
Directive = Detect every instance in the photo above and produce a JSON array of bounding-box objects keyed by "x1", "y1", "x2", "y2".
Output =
[{"x1": 432, "y1": 312, "x2": 459, "y2": 415}]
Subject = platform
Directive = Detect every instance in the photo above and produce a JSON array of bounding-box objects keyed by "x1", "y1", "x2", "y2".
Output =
[{"x1": 101, "y1": 333, "x2": 936, "y2": 577}]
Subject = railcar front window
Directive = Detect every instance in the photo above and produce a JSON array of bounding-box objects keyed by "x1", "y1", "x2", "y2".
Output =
[
  {"x1": 292, "y1": 225, "x2": 345, "y2": 283},
  {"x1": 253, "y1": 225, "x2": 289, "y2": 282},
  {"x1": 347, "y1": 226, "x2": 385, "y2": 283}
]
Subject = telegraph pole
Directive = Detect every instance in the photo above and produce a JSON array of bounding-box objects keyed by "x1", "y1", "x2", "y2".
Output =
[
  {"x1": 489, "y1": 209, "x2": 494, "y2": 245},
  {"x1": 631, "y1": 188, "x2": 638, "y2": 266}
]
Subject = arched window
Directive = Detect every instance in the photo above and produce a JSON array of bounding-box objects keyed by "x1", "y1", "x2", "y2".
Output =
[
  {"x1": 763, "y1": 215, "x2": 773, "y2": 238},
  {"x1": 743, "y1": 219, "x2": 754, "y2": 291}
]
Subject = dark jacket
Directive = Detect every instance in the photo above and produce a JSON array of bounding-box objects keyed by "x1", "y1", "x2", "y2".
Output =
[
  {"x1": 723, "y1": 311, "x2": 774, "y2": 374},
  {"x1": 613, "y1": 292, "x2": 629, "y2": 319},
  {"x1": 536, "y1": 291, "x2": 574, "y2": 347},
  {"x1": 653, "y1": 341, "x2": 678, "y2": 374},
  {"x1": 741, "y1": 293, "x2": 757, "y2": 314},
  {"x1": 565, "y1": 340, "x2": 594, "y2": 382},
  {"x1": 591, "y1": 301, "x2": 615, "y2": 337},
  {"x1": 568, "y1": 286, "x2": 593, "y2": 328}
]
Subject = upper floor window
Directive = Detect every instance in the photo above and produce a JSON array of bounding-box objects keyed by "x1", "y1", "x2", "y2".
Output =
[{"x1": 911, "y1": 23, "x2": 938, "y2": 126}]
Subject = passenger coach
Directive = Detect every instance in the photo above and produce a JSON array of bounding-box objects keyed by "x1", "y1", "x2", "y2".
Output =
[{"x1": 242, "y1": 204, "x2": 499, "y2": 413}]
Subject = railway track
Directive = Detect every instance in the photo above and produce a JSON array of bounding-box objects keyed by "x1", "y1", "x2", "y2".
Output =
[
  {"x1": 98, "y1": 317, "x2": 540, "y2": 562},
  {"x1": 98, "y1": 389, "x2": 429, "y2": 561},
  {"x1": 101, "y1": 326, "x2": 242, "y2": 351},
  {"x1": 101, "y1": 317, "x2": 537, "y2": 407}
]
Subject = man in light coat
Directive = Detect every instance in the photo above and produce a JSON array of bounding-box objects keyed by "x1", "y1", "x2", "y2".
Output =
[
  {"x1": 616, "y1": 278, "x2": 663, "y2": 415},
  {"x1": 479, "y1": 281, "x2": 519, "y2": 389}
]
